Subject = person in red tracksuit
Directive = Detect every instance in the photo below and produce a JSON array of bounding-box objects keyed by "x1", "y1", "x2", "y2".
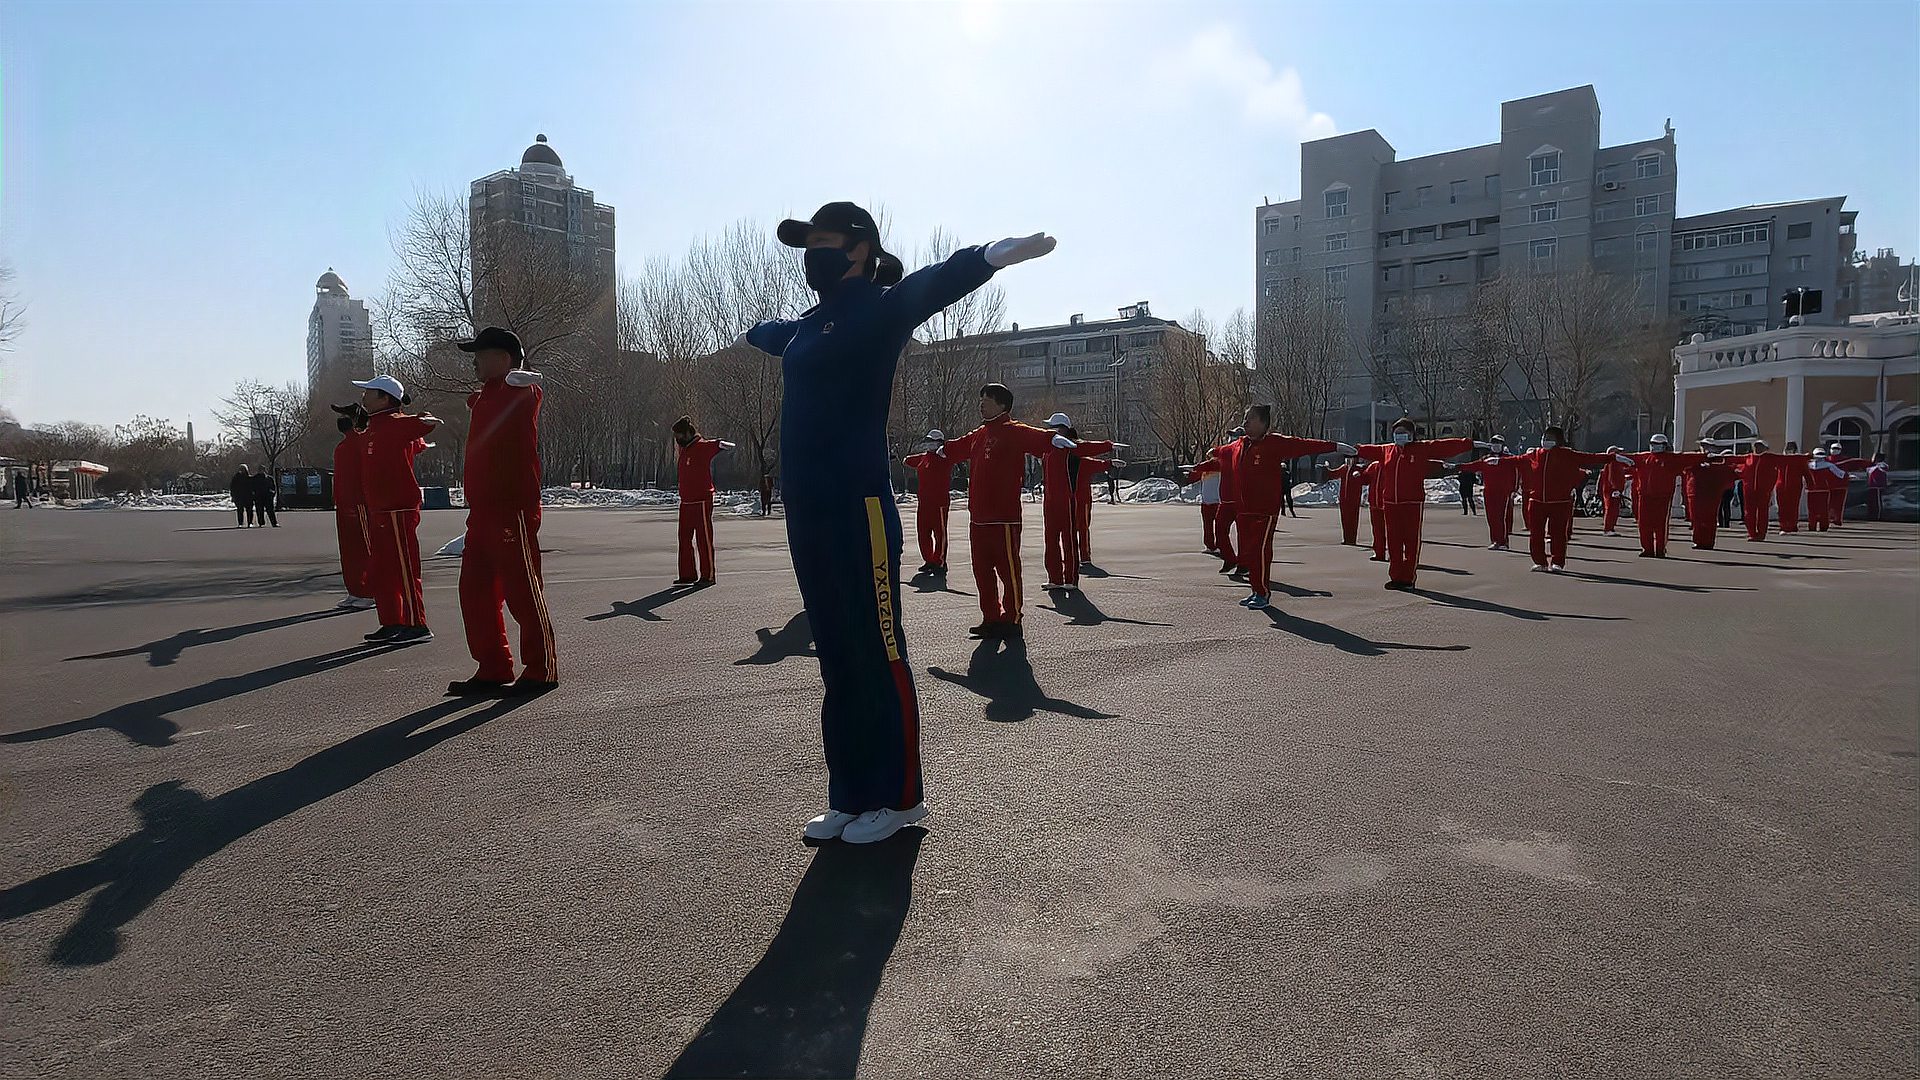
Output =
[
  {"x1": 1184, "y1": 461, "x2": 1224, "y2": 554},
  {"x1": 1190, "y1": 429, "x2": 1246, "y2": 577},
  {"x1": 1038, "y1": 414, "x2": 1115, "y2": 594},
  {"x1": 1360, "y1": 460, "x2": 1386, "y2": 561},
  {"x1": 1807, "y1": 447, "x2": 1872, "y2": 531},
  {"x1": 1230, "y1": 404, "x2": 1347, "y2": 608},
  {"x1": 942, "y1": 383, "x2": 1080, "y2": 637},
  {"x1": 329, "y1": 405, "x2": 376, "y2": 611},
  {"x1": 1717, "y1": 439, "x2": 1779, "y2": 541},
  {"x1": 1687, "y1": 454, "x2": 1739, "y2": 549},
  {"x1": 447, "y1": 326, "x2": 558, "y2": 698},
  {"x1": 1323, "y1": 456, "x2": 1363, "y2": 546},
  {"x1": 1076, "y1": 454, "x2": 1115, "y2": 565},
  {"x1": 1825, "y1": 443, "x2": 1875, "y2": 527},
  {"x1": 1771, "y1": 442, "x2": 1811, "y2": 533},
  {"x1": 1518, "y1": 427, "x2": 1617, "y2": 572},
  {"x1": 1355, "y1": 418, "x2": 1482, "y2": 589},
  {"x1": 1620, "y1": 434, "x2": 1708, "y2": 556},
  {"x1": 672, "y1": 416, "x2": 732, "y2": 585},
  {"x1": 352, "y1": 374, "x2": 440, "y2": 644},
  {"x1": 1450, "y1": 437, "x2": 1525, "y2": 550},
  {"x1": 902, "y1": 429, "x2": 954, "y2": 574},
  {"x1": 1598, "y1": 453, "x2": 1631, "y2": 537}
]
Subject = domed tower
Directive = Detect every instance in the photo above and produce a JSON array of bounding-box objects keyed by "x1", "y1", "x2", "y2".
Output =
[
  {"x1": 467, "y1": 133, "x2": 618, "y2": 352},
  {"x1": 316, "y1": 268, "x2": 349, "y2": 297},
  {"x1": 306, "y1": 267, "x2": 372, "y2": 410}
]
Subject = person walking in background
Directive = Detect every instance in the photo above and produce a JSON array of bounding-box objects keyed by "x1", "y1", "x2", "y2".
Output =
[
  {"x1": 902, "y1": 429, "x2": 954, "y2": 574},
  {"x1": 671, "y1": 415, "x2": 731, "y2": 586},
  {"x1": 354, "y1": 373, "x2": 440, "y2": 645},
  {"x1": 330, "y1": 405, "x2": 376, "y2": 611},
  {"x1": 448, "y1": 326, "x2": 557, "y2": 698},
  {"x1": 249, "y1": 465, "x2": 279, "y2": 528},
  {"x1": 1457, "y1": 462, "x2": 1478, "y2": 515},
  {"x1": 13, "y1": 470, "x2": 32, "y2": 509},
  {"x1": 1280, "y1": 461, "x2": 1300, "y2": 518},
  {"x1": 230, "y1": 466, "x2": 253, "y2": 527}
]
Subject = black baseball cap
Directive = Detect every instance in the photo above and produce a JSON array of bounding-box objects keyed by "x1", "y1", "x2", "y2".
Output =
[
  {"x1": 457, "y1": 326, "x2": 525, "y2": 362},
  {"x1": 776, "y1": 201, "x2": 903, "y2": 286}
]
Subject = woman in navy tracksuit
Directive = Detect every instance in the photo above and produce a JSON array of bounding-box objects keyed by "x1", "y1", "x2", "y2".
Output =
[{"x1": 745, "y1": 201, "x2": 1054, "y2": 844}]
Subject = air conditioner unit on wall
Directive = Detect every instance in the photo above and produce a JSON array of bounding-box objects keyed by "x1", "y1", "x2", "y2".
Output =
[{"x1": 1602, "y1": 181, "x2": 1621, "y2": 191}]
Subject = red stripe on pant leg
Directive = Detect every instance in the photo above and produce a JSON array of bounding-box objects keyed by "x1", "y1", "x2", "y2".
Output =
[{"x1": 891, "y1": 659, "x2": 921, "y2": 809}]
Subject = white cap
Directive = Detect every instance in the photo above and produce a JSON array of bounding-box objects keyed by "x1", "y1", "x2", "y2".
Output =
[
  {"x1": 1046, "y1": 412, "x2": 1072, "y2": 428},
  {"x1": 926, "y1": 429, "x2": 945, "y2": 442},
  {"x1": 1813, "y1": 447, "x2": 1828, "y2": 457},
  {"x1": 352, "y1": 374, "x2": 406, "y2": 401},
  {"x1": 1829, "y1": 442, "x2": 1844, "y2": 451},
  {"x1": 1490, "y1": 435, "x2": 1506, "y2": 443},
  {"x1": 1650, "y1": 433, "x2": 1670, "y2": 445}
]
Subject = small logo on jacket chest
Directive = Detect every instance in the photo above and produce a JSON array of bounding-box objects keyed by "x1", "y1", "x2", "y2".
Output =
[{"x1": 821, "y1": 322, "x2": 834, "y2": 334}]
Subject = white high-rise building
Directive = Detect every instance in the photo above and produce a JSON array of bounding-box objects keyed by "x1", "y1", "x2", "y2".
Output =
[{"x1": 306, "y1": 268, "x2": 372, "y2": 406}]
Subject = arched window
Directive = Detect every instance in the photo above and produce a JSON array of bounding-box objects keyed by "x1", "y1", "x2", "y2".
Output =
[
  {"x1": 1893, "y1": 416, "x2": 1919, "y2": 470},
  {"x1": 1705, "y1": 417, "x2": 1757, "y2": 454},
  {"x1": 1821, "y1": 416, "x2": 1868, "y2": 460}
]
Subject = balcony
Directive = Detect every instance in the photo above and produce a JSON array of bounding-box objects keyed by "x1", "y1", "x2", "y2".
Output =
[{"x1": 1674, "y1": 316, "x2": 1918, "y2": 374}]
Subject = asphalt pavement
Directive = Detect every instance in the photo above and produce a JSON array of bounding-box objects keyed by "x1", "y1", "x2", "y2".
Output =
[{"x1": 1, "y1": 501, "x2": 1915, "y2": 1079}]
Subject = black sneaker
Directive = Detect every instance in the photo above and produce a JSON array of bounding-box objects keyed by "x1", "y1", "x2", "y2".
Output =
[
  {"x1": 505, "y1": 679, "x2": 558, "y2": 697},
  {"x1": 932, "y1": 565, "x2": 947, "y2": 575},
  {"x1": 447, "y1": 678, "x2": 512, "y2": 698},
  {"x1": 672, "y1": 577, "x2": 697, "y2": 585},
  {"x1": 1216, "y1": 562, "x2": 1234, "y2": 574},
  {"x1": 391, "y1": 626, "x2": 434, "y2": 645},
  {"x1": 364, "y1": 626, "x2": 403, "y2": 642},
  {"x1": 968, "y1": 622, "x2": 993, "y2": 638}
]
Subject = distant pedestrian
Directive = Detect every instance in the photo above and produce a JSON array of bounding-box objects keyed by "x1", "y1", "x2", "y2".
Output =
[
  {"x1": 13, "y1": 471, "x2": 31, "y2": 509},
  {"x1": 230, "y1": 467, "x2": 253, "y2": 526},
  {"x1": 249, "y1": 466, "x2": 279, "y2": 527},
  {"x1": 1280, "y1": 462, "x2": 1299, "y2": 518},
  {"x1": 1866, "y1": 452, "x2": 1890, "y2": 520},
  {"x1": 1457, "y1": 466, "x2": 1478, "y2": 514}
]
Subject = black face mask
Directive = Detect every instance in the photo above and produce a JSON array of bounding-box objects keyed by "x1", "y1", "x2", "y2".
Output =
[{"x1": 804, "y1": 247, "x2": 855, "y2": 292}]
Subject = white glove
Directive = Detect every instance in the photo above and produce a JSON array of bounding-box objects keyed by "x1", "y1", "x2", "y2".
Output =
[
  {"x1": 1335, "y1": 442, "x2": 1357, "y2": 456},
  {"x1": 719, "y1": 440, "x2": 737, "y2": 451},
  {"x1": 505, "y1": 370, "x2": 543, "y2": 387},
  {"x1": 985, "y1": 233, "x2": 1057, "y2": 269},
  {"x1": 420, "y1": 413, "x2": 443, "y2": 426},
  {"x1": 1051, "y1": 434, "x2": 1075, "y2": 449},
  {"x1": 934, "y1": 445, "x2": 946, "y2": 458},
  {"x1": 1484, "y1": 455, "x2": 1502, "y2": 464},
  {"x1": 1473, "y1": 441, "x2": 1495, "y2": 450},
  {"x1": 1111, "y1": 443, "x2": 1129, "y2": 449},
  {"x1": 1615, "y1": 454, "x2": 1635, "y2": 466}
]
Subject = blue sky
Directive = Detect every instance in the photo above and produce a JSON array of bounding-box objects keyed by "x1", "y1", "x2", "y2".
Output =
[{"x1": 3, "y1": 0, "x2": 1916, "y2": 428}]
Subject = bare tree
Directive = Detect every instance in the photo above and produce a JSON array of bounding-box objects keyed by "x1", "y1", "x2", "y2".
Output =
[
  {"x1": 1139, "y1": 310, "x2": 1247, "y2": 468},
  {"x1": 1624, "y1": 314, "x2": 1687, "y2": 441},
  {"x1": 896, "y1": 228, "x2": 1007, "y2": 446},
  {"x1": 1253, "y1": 282, "x2": 1354, "y2": 439},
  {"x1": 1369, "y1": 294, "x2": 1466, "y2": 433},
  {"x1": 213, "y1": 380, "x2": 312, "y2": 473},
  {"x1": 107, "y1": 415, "x2": 190, "y2": 494},
  {"x1": 0, "y1": 262, "x2": 23, "y2": 352},
  {"x1": 1473, "y1": 269, "x2": 1636, "y2": 441}
]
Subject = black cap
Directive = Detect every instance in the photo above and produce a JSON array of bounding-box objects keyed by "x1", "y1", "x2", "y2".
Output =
[
  {"x1": 776, "y1": 201, "x2": 903, "y2": 286},
  {"x1": 457, "y1": 326, "x2": 525, "y2": 362}
]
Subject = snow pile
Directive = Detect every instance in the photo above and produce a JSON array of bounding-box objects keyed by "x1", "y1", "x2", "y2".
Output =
[
  {"x1": 1292, "y1": 481, "x2": 1341, "y2": 507},
  {"x1": 1119, "y1": 478, "x2": 1188, "y2": 504},
  {"x1": 433, "y1": 534, "x2": 465, "y2": 558},
  {"x1": 537, "y1": 487, "x2": 678, "y2": 509},
  {"x1": 116, "y1": 493, "x2": 235, "y2": 509}
]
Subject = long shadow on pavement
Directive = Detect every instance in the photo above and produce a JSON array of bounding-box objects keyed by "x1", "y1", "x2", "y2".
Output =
[
  {"x1": 1077, "y1": 564, "x2": 1150, "y2": 580},
  {"x1": 0, "y1": 696, "x2": 526, "y2": 966},
  {"x1": 1, "y1": 570, "x2": 341, "y2": 612},
  {"x1": 735, "y1": 612, "x2": 816, "y2": 666},
  {"x1": 908, "y1": 569, "x2": 971, "y2": 596},
  {"x1": 927, "y1": 638, "x2": 1116, "y2": 723},
  {"x1": 584, "y1": 585, "x2": 699, "y2": 622},
  {"x1": 1409, "y1": 588, "x2": 1629, "y2": 623},
  {"x1": 1040, "y1": 590, "x2": 1174, "y2": 627},
  {"x1": 1559, "y1": 570, "x2": 1755, "y2": 593},
  {"x1": 1263, "y1": 608, "x2": 1470, "y2": 657},
  {"x1": 62, "y1": 609, "x2": 350, "y2": 668},
  {"x1": 664, "y1": 829, "x2": 924, "y2": 1080},
  {"x1": 2, "y1": 643, "x2": 402, "y2": 748}
]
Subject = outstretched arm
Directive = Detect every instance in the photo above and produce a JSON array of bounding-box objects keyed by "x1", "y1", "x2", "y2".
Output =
[{"x1": 743, "y1": 320, "x2": 802, "y2": 357}]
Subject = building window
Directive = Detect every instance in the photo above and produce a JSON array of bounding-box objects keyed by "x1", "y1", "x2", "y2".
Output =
[
  {"x1": 1594, "y1": 238, "x2": 1617, "y2": 258},
  {"x1": 1893, "y1": 416, "x2": 1920, "y2": 470},
  {"x1": 1529, "y1": 238, "x2": 1557, "y2": 269},
  {"x1": 1787, "y1": 221, "x2": 1813, "y2": 240},
  {"x1": 1730, "y1": 260, "x2": 1758, "y2": 276},
  {"x1": 1415, "y1": 185, "x2": 1432, "y2": 207},
  {"x1": 1325, "y1": 265, "x2": 1348, "y2": 290},
  {"x1": 1675, "y1": 222, "x2": 1770, "y2": 251},
  {"x1": 1379, "y1": 231, "x2": 1398, "y2": 249},
  {"x1": 1263, "y1": 217, "x2": 1281, "y2": 235},
  {"x1": 1262, "y1": 250, "x2": 1281, "y2": 267},
  {"x1": 1635, "y1": 195, "x2": 1662, "y2": 216},
  {"x1": 1059, "y1": 340, "x2": 1087, "y2": 355},
  {"x1": 1634, "y1": 232, "x2": 1660, "y2": 253},
  {"x1": 1410, "y1": 225, "x2": 1436, "y2": 243},
  {"x1": 1531, "y1": 202, "x2": 1558, "y2": 224},
  {"x1": 1449, "y1": 179, "x2": 1468, "y2": 204},
  {"x1": 1706, "y1": 419, "x2": 1758, "y2": 454},
  {"x1": 1822, "y1": 416, "x2": 1867, "y2": 460},
  {"x1": 1529, "y1": 151, "x2": 1560, "y2": 186},
  {"x1": 1383, "y1": 191, "x2": 1398, "y2": 213},
  {"x1": 1442, "y1": 221, "x2": 1468, "y2": 240},
  {"x1": 1326, "y1": 232, "x2": 1349, "y2": 252},
  {"x1": 1325, "y1": 189, "x2": 1349, "y2": 218},
  {"x1": 1593, "y1": 203, "x2": 1618, "y2": 223},
  {"x1": 1485, "y1": 174, "x2": 1501, "y2": 198},
  {"x1": 1382, "y1": 265, "x2": 1404, "y2": 285},
  {"x1": 1017, "y1": 342, "x2": 1049, "y2": 357},
  {"x1": 1126, "y1": 332, "x2": 1157, "y2": 347},
  {"x1": 1292, "y1": 247, "x2": 1302, "y2": 263},
  {"x1": 1634, "y1": 154, "x2": 1662, "y2": 179},
  {"x1": 1790, "y1": 255, "x2": 1811, "y2": 271}
]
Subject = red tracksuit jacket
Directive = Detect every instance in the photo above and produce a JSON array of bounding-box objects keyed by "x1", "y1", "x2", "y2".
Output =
[
  {"x1": 1356, "y1": 439, "x2": 1476, "y2": 502},
  {"x1": 362, "y1": 410, "x2": 435, "y2": 510},
  {"x1": 1211, "y1": 441, "x2": 1244, "y2": 504},
  {"x1": 1326, "y1": 461, "x2": 1362, "y2": 509},
  {"x1": 1042, "y1": 439, "x2": 1114, "y2": 507},
  {"x1": 1078, "y1": 458, "x2": 1112, "y2": 503},
  {"x1": 677, "y1": 438, "x2": 724, "y2": 500},
  {"x1": 333, "y1": 431, "x2": 366, "y2": 508},
  {"x1": 1527, "y1": 447, "x2": 1617, "y2": 501},
  {"x1": 1454, "y1": 454, "x2": 1525, "y2": 496},
  {"x1": 902, "y1": 451, "x2": 953, "y2": 504},
  {"x1": 944, "y1": 414, "x2": 1058, "y2": 524},
  {"x1": 1235, "y1": 434, "x2": 1336, "y2": 515},
  {"x1": 465, "y1": 377, "x2": 543, "y2": 520},
  {"x1": 1600, "y1": 461, "x2": 1630, "y2": 499}
]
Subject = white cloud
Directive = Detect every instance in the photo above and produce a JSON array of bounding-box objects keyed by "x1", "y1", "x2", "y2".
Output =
[{"x1": 1157, "y1": 24, "x2": 1336, "y2": 140}]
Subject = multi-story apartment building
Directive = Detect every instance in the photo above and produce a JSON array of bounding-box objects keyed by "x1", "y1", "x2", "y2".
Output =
[
  {"x1": 1856, "y1": 248, "x2": 1919, "y2": 316},
  {"x1": 1668, "y1": 197, "x2": 1858, "y2": 337},
  {"x1": 306, "y1": 268, "x2": 372, "y2": 408},
  {"x1": 468, "y1": 134, "x2": 617, "y2": 355},
  {"x1": 1255, "y1": 86, "x2": 1677, "y2": 441}
]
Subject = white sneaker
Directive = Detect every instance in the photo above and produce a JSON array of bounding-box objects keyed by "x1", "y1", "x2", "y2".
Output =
[
  {"x1": 842, "y1": 803, "x2": 929, "y2": 844},
  {"x1": 1602, "y1": 530, "x2": 1619, "y2": 537},
  {"x1": 335, "y1": 595, "x2": 361, "y2": 610},
  {"x1": 1529, "y1": 564, "x2": 1549, "y2": 573},
  {"x1": 1060, "y1": 584, "x2": 1078, "y2": 596},
  {"x1": 803, "y1": 810, "x2": 858, "y2": 841},
  {"x1": 1043, "y1": 581, "x2": 1063, "y2": 591},
  {"x1": 1547, "y1": 564, "x2": 1564, "y2": 574},
  {"x1": 1487, "y1": 542, "x2": 1500, "y2": 550},
  {"x1": 351, "y1": 595, "x2": 377, "y2": 610}
]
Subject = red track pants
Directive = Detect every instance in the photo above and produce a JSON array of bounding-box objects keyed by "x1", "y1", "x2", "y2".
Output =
[
  {"x1": 459, "y1": 511, "x2": 557, "y2": 683},
  {"x1": 1077, "y1": 496, "x2": 1093, "y2": 563},
  {"x1": 1238, "y1": 511, "x2": 1277, "y2": 597},
  {"x1": 1370, "y1": 505, "x2": 1387, "y2": 560},
  {"x1": 1690, "y1": 508, "x2": 1720, "y2": 549},
  {"x1": 1641, "y1": 489, "x2": 1676, "y2": 554},
  {"x1": 1484, "y1": 488, "x2": 1516, "y2": 547},
  {"x1": 970, "y1": 522, "x2": 1024, "y2": 624},
  {"x1": 678, "y1": 499, "x2": 715, "y2": 581},
  {"x1": 1776, "y1": 482, "x2": 1803, "y2": 532},
  {"x1": 1601, "y1": 492, "x2": 1623, "y2": 534},
  {"x1": 1338, "y1": 499, "x2": 1360, "y2": 545},
  {"x1": 917, "y1": 499, "x2": 949, "y2": 568},
  {"x1": 367, "y1": 508, "x2": 426, "y2": 628},
  {"x1": 1528, "y1": 500, "x2": 1574, "y2": 567},
  {"x1": 1215, "y1": 500, "x2": 1239, "y2": 566},
  {"x1": 1201, "y1": 503, "x2": 1220, "y2": 551},
  {"x1": 1742, "y1": 485, "x2": 1769, "y2": 541},
  {"x1": 335, "y1": 507, "x2": 371, "y2": 598},
  {"x1": 1043, "y1": 502, "x2": 1081, "y2": 587},
  {"x1": 1383, "y1": 503, "x2": 1423, "y2": 585},
  {"x1": 1807, "y1": 490, "x2": 1833, "y2": 531}
]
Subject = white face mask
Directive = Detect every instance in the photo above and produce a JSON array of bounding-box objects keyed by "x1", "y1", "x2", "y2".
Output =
[
  {"x1": 1392, "y1": 432, "x2": 1411, "y2": 445},
  {"x1": 1541, "y1": 440, "x2": 1558, "y2": 449},
  {"x1": 1652, "y1": 444, "x2": 1669, "y2": 453}
]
